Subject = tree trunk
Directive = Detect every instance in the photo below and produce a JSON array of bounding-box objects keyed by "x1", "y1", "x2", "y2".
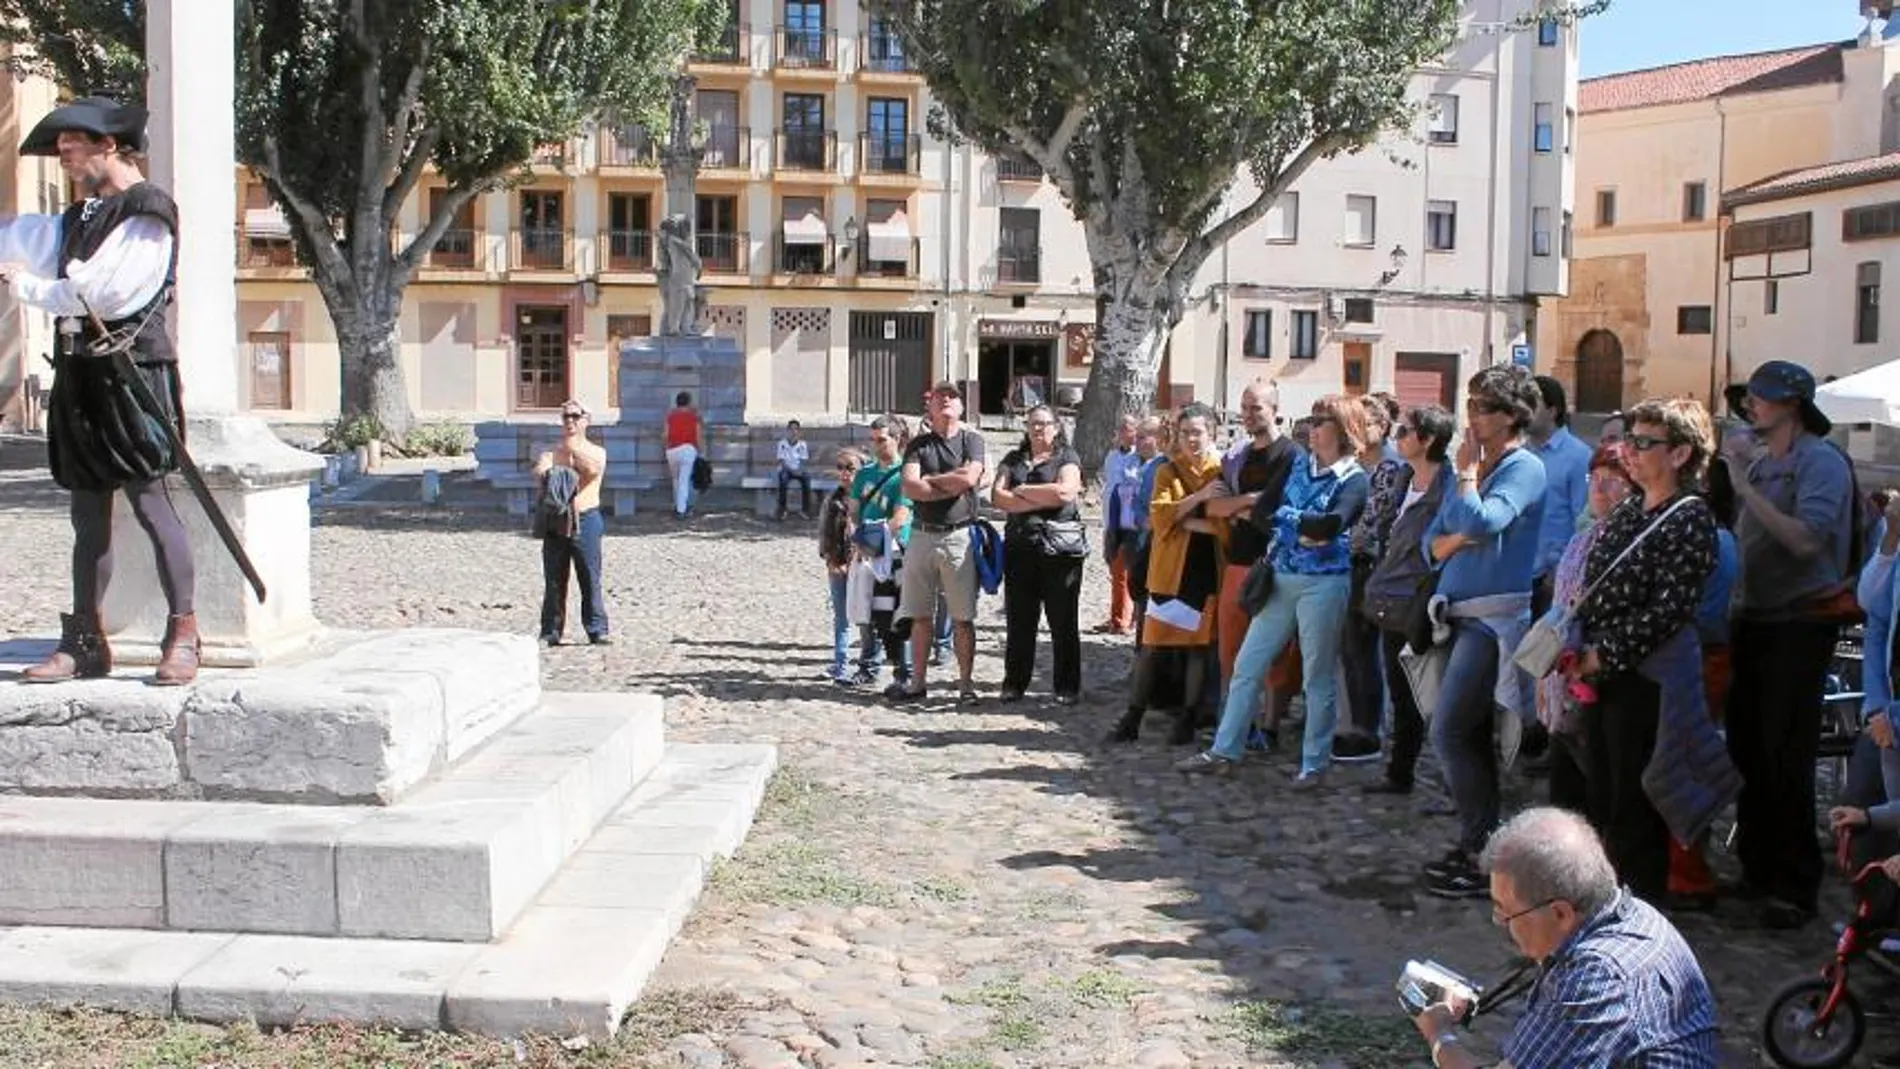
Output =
[
  {"x1": 1071, "y1": 280, "x2": 1171, "y2": 470},
  {"x1": 329, "y1": 286, "x2": 415, "y2": 442}
]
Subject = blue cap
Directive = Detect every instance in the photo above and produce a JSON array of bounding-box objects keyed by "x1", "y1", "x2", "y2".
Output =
[{"x1": 1744, "y1": 360, "x2": 1830, "y2": 434}]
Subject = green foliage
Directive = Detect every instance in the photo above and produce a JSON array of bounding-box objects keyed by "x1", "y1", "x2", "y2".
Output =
[
  {"x1": 0, "y1": 1, "x2": 143, "y2": 100},
  {"x1": 402, "y1": 420, "x2": 474, "y2": 457},
  {"x1": 1226, "y1": 1001, "x2": 1423, "y2": 1065},
  {"x1": 323, "y1": 412, "x2": 386, "y2": 452}
]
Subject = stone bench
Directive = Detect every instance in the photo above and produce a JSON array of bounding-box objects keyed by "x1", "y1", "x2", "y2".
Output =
[
  {"x1": 740, "y1": 474, "x2": 840, "y2": 518},
  {"x1": 491, "y1": 472, "x2": 656, "y2": 518}
]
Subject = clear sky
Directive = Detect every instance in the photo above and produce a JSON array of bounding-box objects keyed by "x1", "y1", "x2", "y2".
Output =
[{"x1": 1579, "y1": 0, "x2": 1869, "y2": 78}]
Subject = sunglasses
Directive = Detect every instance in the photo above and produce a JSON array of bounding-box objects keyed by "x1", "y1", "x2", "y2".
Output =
[
  {"x1": 1624, "y1": 433, "x2": 1673, "y2": 453},
  {"x1": 561, "y1": 413, "x2": 584, "y2": 422}
]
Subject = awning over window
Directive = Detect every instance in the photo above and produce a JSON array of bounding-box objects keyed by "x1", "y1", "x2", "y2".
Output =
[
  {"x1": 866, "y1": 210, "x2": 911, "y2": 262},
  {"x1": 782, "y1": 211, "x2": 828, "y2": 245},
  {"x1": 243, "y1": 206, "x2": 291, "y2": 240}
]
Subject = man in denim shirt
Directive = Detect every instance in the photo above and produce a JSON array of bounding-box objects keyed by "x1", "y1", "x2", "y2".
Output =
[
  {"x1": 1414, "y1": 808, "x2": 1718, "y2": 1069},
  {"x1": 1527, "y1": 376, "x2": 1592, "y2": 618}
]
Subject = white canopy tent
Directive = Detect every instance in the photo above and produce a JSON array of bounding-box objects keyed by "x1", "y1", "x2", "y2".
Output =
[{"x1": 1816, "y1": 359, "x2": 1900, "y2": 427}]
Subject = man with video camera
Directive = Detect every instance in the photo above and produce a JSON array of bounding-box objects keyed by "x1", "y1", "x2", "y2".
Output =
[{"x1": 1410, "y1": 808, "x2": 1717, "y2": 1068}]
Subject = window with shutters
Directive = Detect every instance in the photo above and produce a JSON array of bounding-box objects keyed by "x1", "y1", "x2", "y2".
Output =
[
  {"x1": 1291, "y1": 311, "x2": 1318, "y2": 360},
  {"x1": 1344, "y1": 195, "x2": 1376, "y2": 247},
  {"x1": 1726, "y1": 212, "x2": 1811, "y2": 258},
  {"x1": 1242, "y1": 311, "x2": 1271, "y2": 359}
]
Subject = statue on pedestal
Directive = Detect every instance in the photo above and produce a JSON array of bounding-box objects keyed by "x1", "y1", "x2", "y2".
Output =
[
  {"x1": 656, "y1": 72, "x2": 706, "y2": 339},
  {"x1": 656, "y1": 216, "x2": 702, "y2": 337}
]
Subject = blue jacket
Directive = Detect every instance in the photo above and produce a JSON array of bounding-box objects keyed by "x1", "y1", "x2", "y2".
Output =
[
  {"x1": 1268, "y1": 455, "x2": 1368, "y2": 577},
  {"x1": 1861, "y1": 519, "x2": 1898, "y2": 720},
  {"x1": 1640, "y1": 627, "x2": 1742, "y2": 847},
  {"x1": 1425, "y1": 447, "x2": 1547, "y2": 601}
]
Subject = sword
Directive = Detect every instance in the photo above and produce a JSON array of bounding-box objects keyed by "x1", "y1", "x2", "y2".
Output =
[{"x1": 73, "y1": 297, "x2": 269, "y2": 603}]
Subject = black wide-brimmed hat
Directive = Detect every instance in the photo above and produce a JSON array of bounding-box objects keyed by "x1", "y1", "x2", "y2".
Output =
[{"x1": 20, "y1": 96, "x2": 148, "y2": 156}]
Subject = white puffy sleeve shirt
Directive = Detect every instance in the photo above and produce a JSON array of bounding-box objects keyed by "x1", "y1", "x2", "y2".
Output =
[{"x1": 0, "y1": 204, "x2": 174, "y2": 320}]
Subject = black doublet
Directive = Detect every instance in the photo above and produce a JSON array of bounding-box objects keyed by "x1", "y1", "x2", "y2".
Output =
[{"x1": 45, "y1": 183, "x2": 184, "y2": 492}]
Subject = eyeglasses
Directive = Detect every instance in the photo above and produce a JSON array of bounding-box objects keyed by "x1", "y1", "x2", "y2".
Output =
[
  {"x1": 1625, "y1": 433, "x2": 1672, "y2": 452},
  {"x1": 561, "y1": 413, "x2": 584, "y2": 423},
  {"x1": 1492, "y1": 898, "x2": 1557, "y2": 927}
]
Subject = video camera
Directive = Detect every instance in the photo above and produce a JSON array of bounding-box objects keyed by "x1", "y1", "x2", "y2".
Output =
[{"x1": 1397, "y1": 957, "x2": 1538, "y2": 1023}]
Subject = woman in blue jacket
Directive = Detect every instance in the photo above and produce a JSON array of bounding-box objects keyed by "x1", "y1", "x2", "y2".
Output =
[
  {"x1": 1179, "y1": 395, "x2": 1371, "y2": 786},
  {"x1": 1418, "y1": 365, "x2": 1547, "y2": 900}
]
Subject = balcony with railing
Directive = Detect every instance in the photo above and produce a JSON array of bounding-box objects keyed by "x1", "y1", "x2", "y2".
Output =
[
  {"x1": 859, "y1": 29, "x2": 917, "y2": 75},
  {"x1": 426, "y1": 227, "x2": 479, "y2": 270},
  {"x1": 774, "y1": 234, "x2": 835, "y2": 276},
  {"x1": 602, "y1": 228, "x2": 653, "y2": 272},
  {"x1": 774, "y1": 26, "x2": 837, "y2": 71},
  {"x1": 697, "y1": 230, "x2": 749, "y2": 275},
  {"x1": 858, "y1": 132, "x2": 921, "y2": 177},
  {"x1": 776, "y1": 129, "x2": 838, "y2": 173},
  {"x1": 692, "y1": 21, "x2": 747, "y2": 66},
  {"x1": 700, "y1": 124, "x2": 750, "y2": 172},
  {"x1": 856, "y1": 234, "x2": 919, "y2": 280},
  {"x1": 598, "y1": 125, "x2": 660, "y2": 170},
  {"x1": 238, "y1": 232, "x2": 298, "y2": 270},
  {"x1": 996, "y1": 153, "x2": 1044, "y2": 183},
  {"x1": 512, "y1": 227, "x2": 573, "y2": 272},
  {"x1": 530, "y1": 141, "x2": 571, "y2": 169},
  {"x1": 997, "y1": 248, "x2": 1041, "y2": 284}
]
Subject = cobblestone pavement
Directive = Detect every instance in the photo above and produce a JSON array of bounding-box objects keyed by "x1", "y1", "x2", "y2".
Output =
[{"x1": 0, "y1": 477, "x2": 1862, "y2": 1067}]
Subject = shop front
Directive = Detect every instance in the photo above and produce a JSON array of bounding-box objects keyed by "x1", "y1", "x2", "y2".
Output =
[{"x1": 976, "y1": 318, "x2": 1060, "y2": 421}]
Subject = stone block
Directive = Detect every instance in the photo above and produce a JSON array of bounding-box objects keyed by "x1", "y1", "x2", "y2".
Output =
[
  {"x1": 0, "y1": 798, "x2": 216, "y2": 927},
  {"x1": 336, "y1": 693, "x2": 662, "y2": 940},
  {"x1": 184, "y1": 629, "x2": 540, "y2": 803},
  {"x1": 0, "y1": 926, "x2": 232, "y2": 1015},
  {"x1": 176, "y1": 934, "x2": 480, "y2": 1029},
  {"x1": 444, "y1": 906, "x2": 674, "y2": 1038},
  {"x1": 539, "y1": 851, "x2": 703, "y2": 925},
  {"x1": 165, "y1": 806, "x2": 367, "y2": 935},
  {"x1": 336, "y1": 799, "x2": 559, "y2": 942},
  {"x1": 0, "y1": 670, "x2": 189, "y2": 793}
]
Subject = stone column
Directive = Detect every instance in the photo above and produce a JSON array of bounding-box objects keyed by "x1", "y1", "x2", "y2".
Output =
[{"x1": 101, "y1": 0, "x2": 324, "y2": 666}]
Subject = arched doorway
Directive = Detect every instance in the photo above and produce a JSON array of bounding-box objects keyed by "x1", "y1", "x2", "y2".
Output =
[{"x1": 1575, "y1": 329, "x2": 1624, "y2": 413}]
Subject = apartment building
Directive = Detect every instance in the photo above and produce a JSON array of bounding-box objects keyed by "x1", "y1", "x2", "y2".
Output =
[
  {"x1": 218, "y1": 0, "x2": 1574, "y2": 427},
  {"x1": 1540, "y1": 6, "x2": 1900, "y2": 413},
  {"x1": 1166, "y1": 0, "x2": 1578, "y2": 418}
]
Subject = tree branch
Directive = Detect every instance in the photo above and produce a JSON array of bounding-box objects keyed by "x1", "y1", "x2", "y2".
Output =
[
  {"x1": 257, "y1": 134, "x2": 353, "y2": 291},
  {"x1": 1173, "y1": 134, "x2": 1344, "y2": 287},
  {"x1": 1003, "y1": 96, "x2": 1088, "y2": 190},
  {"x1": 383, "y1": 124, "x2": 440, "y2": 228},
  {"x1": 380, "y1": 40, "x2": 432, "y2": 206},
  {"x1": 397, "y1": 172, "x2": 479, "y2": 274}
]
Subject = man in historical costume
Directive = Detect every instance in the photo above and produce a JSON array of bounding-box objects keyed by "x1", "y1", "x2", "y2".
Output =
[{"x1": 0, "y1": 97, "x2": 199, "y2": 685}]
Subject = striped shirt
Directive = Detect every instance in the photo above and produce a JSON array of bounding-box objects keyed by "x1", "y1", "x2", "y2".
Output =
[{"x1": 1502, "y1": 890, "x2": 1718, "y2": 1068}]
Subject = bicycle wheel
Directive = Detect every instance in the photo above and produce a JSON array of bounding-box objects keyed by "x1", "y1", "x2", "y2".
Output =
[{"x1": 1762, "y1": 977, "x2": 1864, "y2": 1069}]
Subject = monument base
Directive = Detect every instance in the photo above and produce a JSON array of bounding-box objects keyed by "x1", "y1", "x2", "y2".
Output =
[
  {"x1": 0, "y1": 628, "x2": 539, "y2": 803},
  {"x1": 0, "y1": 632, "x2": 776, "y2": 1037},
  {"x1": 101, "y1": 414, "x2": 324, "y2": 668}
]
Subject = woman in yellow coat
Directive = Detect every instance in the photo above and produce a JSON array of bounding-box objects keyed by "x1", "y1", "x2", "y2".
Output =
[{"x1": 1107, "y1": 402, "x2": 1229, "y2": 744}]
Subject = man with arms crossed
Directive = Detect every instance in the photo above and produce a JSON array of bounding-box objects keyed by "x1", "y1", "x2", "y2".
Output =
[{"x1": 891, "y1": 382, "x2": 988, "y2": 705}]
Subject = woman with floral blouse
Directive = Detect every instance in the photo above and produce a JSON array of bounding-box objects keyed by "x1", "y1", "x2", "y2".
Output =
[{"x1": 1566, "y1": 398, "x2": 1720, "y2": 902}]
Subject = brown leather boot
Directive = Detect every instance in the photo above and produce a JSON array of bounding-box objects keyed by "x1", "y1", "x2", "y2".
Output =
[
  {"x1": 22, "y1": 613, "x2": 112, "y2": 683},
  {"x1": 153, "y1": 613, "x2": 200, "y2": 687}
]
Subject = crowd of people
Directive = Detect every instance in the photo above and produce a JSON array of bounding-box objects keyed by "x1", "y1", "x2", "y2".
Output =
[{"x1": 815, "y1": 360, "x2": 1898, "y2": 934}]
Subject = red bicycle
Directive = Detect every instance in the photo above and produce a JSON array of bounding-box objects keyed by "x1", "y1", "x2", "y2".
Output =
[{"x1": 1761, "y1": 833, "x2": 1900, "y2": 1068}]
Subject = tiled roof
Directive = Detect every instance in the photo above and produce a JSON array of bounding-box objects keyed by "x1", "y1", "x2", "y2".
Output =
[
  {"x1": 1580, "y1": 43, "x2": 1847, "y2": 114},
  {"x1": 1725, "y1": 152, "x2": 1900, "y2": 209}
]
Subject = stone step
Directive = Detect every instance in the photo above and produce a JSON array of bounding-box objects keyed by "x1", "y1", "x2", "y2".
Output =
[
  {"x1": 0, "y1": 627, "x2": 541, "y2": 803},
  {"x1": 0, "y1": 692, "x2": 663, "y2": 942},
  {"x1": 0, "y1": 743, "x2": 777, "y2": 1038}
]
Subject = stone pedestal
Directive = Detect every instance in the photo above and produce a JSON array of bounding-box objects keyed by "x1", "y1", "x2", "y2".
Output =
[
  {"x1": 101, "y1": 415, "x2": 325, "y2": 668},
  {"x1": 615, "y1": 335, "x2": 745, "y2": 426}
]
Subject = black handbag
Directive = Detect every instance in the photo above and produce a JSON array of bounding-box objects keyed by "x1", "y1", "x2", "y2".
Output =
[
  {"x1": 691, "y1": 455, "x2": 713, "y2": 490},
  {"x1": 1034, "y1": 517, "x2": 1089, "y2": 558},
  {"x1": 1238, "y1": 555, "x2": 1276, "y2": 617}
]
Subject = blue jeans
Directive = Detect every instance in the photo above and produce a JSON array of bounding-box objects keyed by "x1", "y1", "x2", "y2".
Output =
[
  {"x1": 1211, "y1": 570, "x2": 1351, "y2": 773},
  {"x1": 933, "y1": 594, "x2": 952, "y2": 655},
  {"x1": 1430, "y1": 620, "x2": 1504, "y2": 854},
  {"x1": 540, "y1": 509, "x2": 608, "y2": 640},
  {"x1": 827, "y1": 571, "x2": 852, "y2": 676}
]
